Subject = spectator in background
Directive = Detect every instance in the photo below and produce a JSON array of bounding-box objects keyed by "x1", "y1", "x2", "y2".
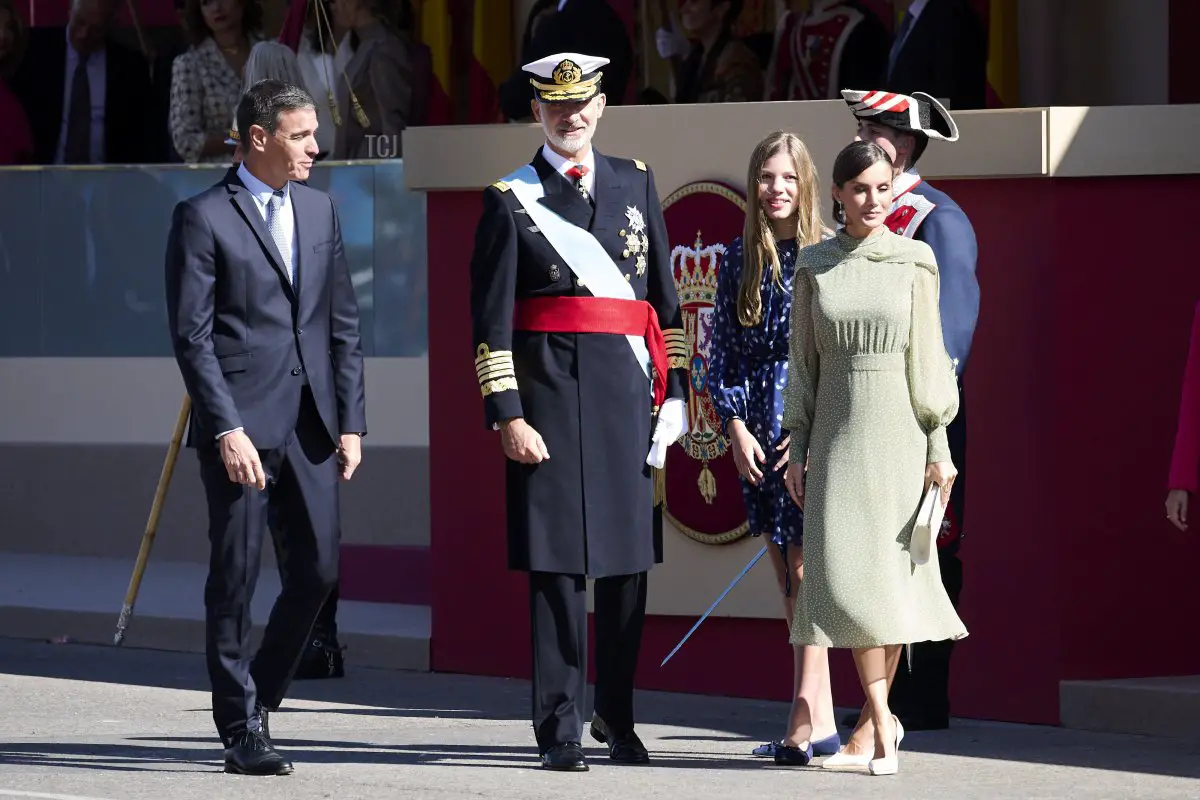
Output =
[
  {"x1": 884, "y1": 0, "x2": 986, "y2": 110},
  {"x1": 765, "y1": 0, "x2": 888, "y2": 102},
  {"x1": 330, "y1": 0, "x2": 424, "y2": 159},
  {"x1": 297, "y1": 0, "x2": 351, "y2": 158},
  {"x1": 13, "y1": 0, "x2": 159, "y2": 164},
  {"x1": 657, "y1": 0, "x2": 763, "y2": 104},
  {"x1": 498, "y1": 0, "x2": 633, "y2": 122},
  {"x1": 169, "y1": 0, "x2": 263, "y2": 163},
  {"x1": 0, "y1": 0, "x2": 33, "y2": 165},
  {"x1": 228, "y1": 41, "x2": 308, "y2": 146}
]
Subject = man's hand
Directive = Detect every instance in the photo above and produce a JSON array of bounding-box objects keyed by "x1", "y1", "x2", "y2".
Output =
[
  {"x1": 219, "y1": 430, "x2": 266, "y2": 490},
  {"x1": 338, "y1": 433, "x2": 363, "y2": 481},
  {"x1": 500, "y1": 418, "x2": 549, "y2": 464}
]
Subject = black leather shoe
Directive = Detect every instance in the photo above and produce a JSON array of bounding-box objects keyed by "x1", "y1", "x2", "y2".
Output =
[
  {"x1": 541, "y1": 742, "x2": 588, "y2": 771},
  {"x1": 223, "y1": 730, "x2": 293, "y2": 776},
  {"x1": 590, "y1": 714, "x2": 650, "y2": 764}
]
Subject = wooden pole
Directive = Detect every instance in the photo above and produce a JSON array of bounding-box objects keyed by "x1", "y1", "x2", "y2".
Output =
[{"x1": 113, "y1": 394, "x2": 191, "y2": 646}]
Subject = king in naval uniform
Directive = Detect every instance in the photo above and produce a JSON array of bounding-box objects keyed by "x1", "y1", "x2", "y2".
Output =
[
  {"x1": 468, "y1": 51, "x2": 689, "y2": 772},
  {"x1": 837, "y1": 87, "x2": 980, "y2": 738}
]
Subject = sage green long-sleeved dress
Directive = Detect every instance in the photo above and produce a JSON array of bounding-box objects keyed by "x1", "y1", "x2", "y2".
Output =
[{"x1": 783, "y1": 228, "x2": 968, "y2": 649}]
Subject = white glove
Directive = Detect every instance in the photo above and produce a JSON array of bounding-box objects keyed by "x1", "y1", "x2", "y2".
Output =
[
  {"x1": 646, "y1": 397, "x2": 688, "y2": 469},
  {"x1": 656, "y1": 27, "x2": 690, "y2": 59}
]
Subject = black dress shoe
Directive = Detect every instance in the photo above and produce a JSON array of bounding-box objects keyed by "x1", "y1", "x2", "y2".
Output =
[
  {"x1": 223, "y1": 729, "x2": 293, "y2": 776},
  {"x1": 590, "y1": 714, "x2": 650, "y2": 764},
  {"x1": 541, "y1": 742, "x2": 588, "y2": 771}
]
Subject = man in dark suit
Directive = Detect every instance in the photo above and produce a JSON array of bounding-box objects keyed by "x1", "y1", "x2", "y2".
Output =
[
  {"x1": 164, "y1": 79, "x2": 367, "y2": 776},
  {"x1": 11, "y1": 0, "x2": 160, "y2": 164},
  {"x1": 498, "y1": 0, "x2": 634, "y2": 121},
  {"x1": 884, "y1": 0, "x2": 987, "y2": 110},
  {"x1": 469, "y1": 52, "x2": 688, "y2": 771}
]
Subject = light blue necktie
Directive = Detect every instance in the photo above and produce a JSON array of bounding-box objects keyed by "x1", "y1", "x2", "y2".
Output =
[
  {"x1": 266, "y1": 189, "x2": 293, "y2": 284},
  {"x1": 887, "y1": 10, "x2": 915, "y2": 79}
]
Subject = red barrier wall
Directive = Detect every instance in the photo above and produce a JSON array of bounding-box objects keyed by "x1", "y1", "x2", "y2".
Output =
[{"x1": 428, "y1": 175, "x2": 1200, "y2": 725}]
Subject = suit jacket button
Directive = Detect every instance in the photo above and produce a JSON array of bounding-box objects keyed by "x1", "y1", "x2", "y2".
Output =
[{"x1": 291, "y1": 367, "x2": 302, "y2": 376}]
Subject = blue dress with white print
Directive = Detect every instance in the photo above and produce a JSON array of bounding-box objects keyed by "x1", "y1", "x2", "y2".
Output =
[{"x1": 708, "y1": 236, "x2": 804, "y2": 551}]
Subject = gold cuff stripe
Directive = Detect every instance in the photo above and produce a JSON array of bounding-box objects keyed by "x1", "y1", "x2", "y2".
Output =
[
  {"x1": 475, "y1": 344, "x2": 517, "y2": 388},
  {"x1": 481, "y1": 377, "x2": 518, "y2": 397},
  {"x1": 477, "y1": 365, "x2": 516, "y2": 383},
  {"x1": 663, "y1": 328, "x2": 687, "y2": 340}
]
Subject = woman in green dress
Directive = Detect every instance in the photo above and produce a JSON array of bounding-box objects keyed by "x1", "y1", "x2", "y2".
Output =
[{"x1": 781, "y1": 141, "x2": 967, "y2": 776}]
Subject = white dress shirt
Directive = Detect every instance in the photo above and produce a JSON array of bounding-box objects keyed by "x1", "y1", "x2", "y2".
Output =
[
  {"x1": 540, "y1": 143, "x2": 596, "y2": 200},
  {"x1": 237, "y1": 162, "x2": 298, "y2": 279},
  {"x1": 56, "y1": 32, "x2": 106, "y2": 164},
  {"x1": 216, "y1": 164, "x2": 298, "y2": 440}
]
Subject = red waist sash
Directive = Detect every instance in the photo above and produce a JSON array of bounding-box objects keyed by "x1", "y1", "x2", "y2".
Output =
[{"x1": 514, "y1": 296, "x2": 667, "y2": 408}]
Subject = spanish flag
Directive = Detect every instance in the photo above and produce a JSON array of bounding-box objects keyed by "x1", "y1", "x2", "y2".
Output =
[
  {"x1": 985, "y1": 0, "x2": 1020, "y2": 108},
  {"x1": 420, "y1": 0, "x2": 454, "y2": 125},
  {"x1": 467, "y1": 0, "x2": 512, "y2": 124}
]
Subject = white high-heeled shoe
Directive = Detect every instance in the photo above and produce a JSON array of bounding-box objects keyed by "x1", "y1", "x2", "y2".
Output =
[{"x1": 867, "y1": 715, "x2": 904, "y2": 776}]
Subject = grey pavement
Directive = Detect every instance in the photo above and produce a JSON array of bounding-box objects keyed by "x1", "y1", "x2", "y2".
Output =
[{"x1": 0, "y1": 637, "x2": 1197, "y2": 800}]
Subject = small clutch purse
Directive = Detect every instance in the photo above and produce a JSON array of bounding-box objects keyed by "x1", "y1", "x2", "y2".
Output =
[{"x1": 911, "y1": 484, "x2": 947, "y2": 565}]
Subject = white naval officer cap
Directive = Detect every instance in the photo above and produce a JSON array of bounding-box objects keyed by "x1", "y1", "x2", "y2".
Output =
[{"x1": 524, "y1": 52, "x2": 609, "y2": 103}]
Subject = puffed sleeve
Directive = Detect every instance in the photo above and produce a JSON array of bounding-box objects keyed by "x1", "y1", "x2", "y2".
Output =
[
  {"x1": 908, "y1": 265, "x2": 961, "y2": 464},
  {"x1": 781, "y1": 268, "x2": 818, "y2": 459},
  {"x1": 707, "y1": 242, "x2": 749, "y2": 434}
]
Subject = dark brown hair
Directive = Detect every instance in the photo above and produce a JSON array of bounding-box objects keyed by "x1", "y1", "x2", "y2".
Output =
[
  {"x1": 184, "y1": 0, "x2": 263, "y2": 47},
  {"x1": 831, "y1": 141, "x2": 892, "y2": 225},
  {"x1": 0, "y1": 0, "x2": 28, "y2": 77}
]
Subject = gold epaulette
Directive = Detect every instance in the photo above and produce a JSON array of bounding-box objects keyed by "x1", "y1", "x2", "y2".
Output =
[
  {"x1": 475, "y1": 343, "x2": 517, "y2": 396},
  {"x1": 633, "y1": 159, "x2": 647, "y2": 172},
  {"x1": 491, "y1": 180, "x2": 510, "y2": 192},
  {"x1": 664, "y1": 328, "x2": 689, "y2": 369}
]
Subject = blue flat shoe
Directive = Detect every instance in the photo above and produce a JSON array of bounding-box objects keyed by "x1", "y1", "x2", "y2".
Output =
[{"x1": 812, "y1": 733, "x2": 842, "y2": 757}]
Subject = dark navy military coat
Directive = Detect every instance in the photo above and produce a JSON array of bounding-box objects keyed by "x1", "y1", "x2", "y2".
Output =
[{"x1": 468, "y1": 148, "x2": 688, "y2": 578}]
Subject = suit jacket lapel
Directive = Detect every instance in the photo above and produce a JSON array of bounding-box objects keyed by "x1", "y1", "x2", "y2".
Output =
[
  {"x1": 226, "y1": 172, "x2": 296, "y2": 301},
  {"x1": 589, "y1": 152, "x2": 623, "y2": 236},
  {"x1": 532, "y1": 150, "x2": 594, "y2": 230}
]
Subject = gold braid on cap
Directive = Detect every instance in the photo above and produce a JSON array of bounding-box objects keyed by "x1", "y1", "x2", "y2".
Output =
[{"x1": 530, "y1": 58, "x2": 602, "y2": 102}]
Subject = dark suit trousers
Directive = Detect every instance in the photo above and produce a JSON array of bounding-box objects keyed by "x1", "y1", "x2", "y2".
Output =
[
  {"x1": 529, "y1": 570, "x2": 647, "y2": 752},
  {"x1": 198, "y1": 387, "x2": 340, "y2": 741},
  {"x1": 890, "y1": 389, "x2": 967, "y2": 721}
]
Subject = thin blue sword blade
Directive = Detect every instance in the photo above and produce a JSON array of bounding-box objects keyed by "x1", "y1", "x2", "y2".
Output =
[{"x1": 660, "y1": 544, "x2": 768, "y2": 667}]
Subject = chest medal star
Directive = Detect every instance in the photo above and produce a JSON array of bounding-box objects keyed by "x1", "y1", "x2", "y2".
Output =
[{"x1": 623, "y1": 205, "x2": 650, "y2": 277}]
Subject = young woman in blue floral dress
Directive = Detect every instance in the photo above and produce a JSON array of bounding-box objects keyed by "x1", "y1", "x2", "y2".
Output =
[{"x1": 708, "y1": 131, "x2": 839, "y2": 765}]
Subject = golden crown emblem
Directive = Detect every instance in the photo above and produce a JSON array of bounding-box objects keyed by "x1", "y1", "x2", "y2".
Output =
[
  {"x1": 671, "y1": 231, "x2": 722, "y2": 306},
  {"x1": 553, "y1": 59, "x2": 583, "y2": 85}
]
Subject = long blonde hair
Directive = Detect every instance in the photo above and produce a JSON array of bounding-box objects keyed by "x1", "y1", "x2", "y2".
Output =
[{"x1": 738, "y1": 131, "x2": 823, "y2": 327}]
